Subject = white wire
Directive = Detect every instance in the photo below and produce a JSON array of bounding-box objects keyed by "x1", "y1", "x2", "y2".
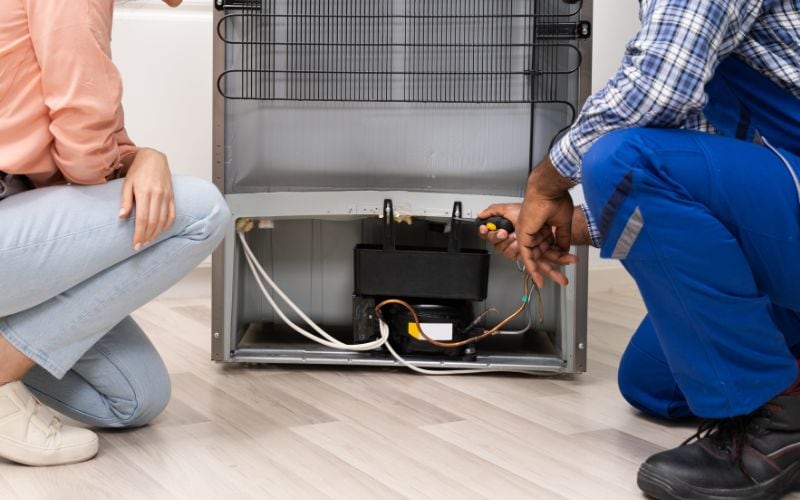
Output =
[
  {"x1": 237, "y1": 230, "x2": 541, "y2": 375},
  {"x1": 239, "y1": 232, "x2": 388, "y2": 351},
  {"x1": 239, "y1": 231, "x2": 345, "y2": 345}
]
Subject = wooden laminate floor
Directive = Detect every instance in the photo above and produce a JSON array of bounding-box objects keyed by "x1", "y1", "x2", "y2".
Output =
[{"x1": 1, "y1": 268, "x2": 795, "y2": 499}]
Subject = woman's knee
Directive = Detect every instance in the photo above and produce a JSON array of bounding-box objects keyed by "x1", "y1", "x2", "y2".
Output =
[
  {"x1": 96, "y1": 320, "x2": 173, "y2": 428},
  {"x1": 124, "y1": 378, "x2": 171, "y2": 428},
  {"x1": 105, "y1": 366, "x2": 171, "y2": 429},
  {"x1": 171, "y1": 176, "x2": 232, "y2": 245},
  {"x1": 27, "y1": 363, "x2": 172, "y2": 429}
]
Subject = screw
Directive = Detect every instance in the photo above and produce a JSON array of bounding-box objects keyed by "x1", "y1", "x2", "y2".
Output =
[
  {"x1": 214, "y1": 332, "x2": 221, "y2": 339},
  {"x1": 578, "y1": 342, "x2": 585, "y2": 350},
  {"x1": 216, "y1": 0, "x2": 223, "y2": 6}
]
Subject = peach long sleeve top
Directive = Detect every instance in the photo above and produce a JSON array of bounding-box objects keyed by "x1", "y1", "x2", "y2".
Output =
[{"x1": 0, "y1": 0, "x2": 137, "y2": 187}]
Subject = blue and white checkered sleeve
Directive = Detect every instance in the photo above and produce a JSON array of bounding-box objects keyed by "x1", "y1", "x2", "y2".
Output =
[{"x1": 550, "y1": 0, "x2": 764, "y2": 246}]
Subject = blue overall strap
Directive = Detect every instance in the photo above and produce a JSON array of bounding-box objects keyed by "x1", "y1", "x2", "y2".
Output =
[{"x1": 704, "y1": 56, "x2": 800, "y2": 155}]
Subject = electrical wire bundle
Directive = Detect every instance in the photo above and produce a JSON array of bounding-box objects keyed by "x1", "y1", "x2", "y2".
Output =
[{"x1": 237, "y1": 230, "x2": 544, "y2": 375}]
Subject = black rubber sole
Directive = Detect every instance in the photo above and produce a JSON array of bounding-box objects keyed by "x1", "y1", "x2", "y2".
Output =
[{"x1": 637, "y1": 461, "x2": 800, "y2": 500}]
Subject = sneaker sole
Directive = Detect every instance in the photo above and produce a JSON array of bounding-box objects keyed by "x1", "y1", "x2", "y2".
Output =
[
  {"x1": 0, "y1": 434, "x2": 98, "y2": 467},
  {"x1": 638, "y1": 461, "x2": 800, "y2": 500}
]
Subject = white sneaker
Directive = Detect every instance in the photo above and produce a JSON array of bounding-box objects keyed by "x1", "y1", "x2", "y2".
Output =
[{"x1": 0, "y1": 381, "x2": 98, "y2": 466}]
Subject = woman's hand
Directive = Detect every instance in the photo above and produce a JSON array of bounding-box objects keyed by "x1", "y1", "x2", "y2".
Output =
[{"x1": 118, "y1": 148, "x2": 176, "y2": 251}]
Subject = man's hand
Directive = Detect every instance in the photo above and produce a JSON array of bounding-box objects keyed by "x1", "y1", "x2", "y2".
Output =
[
  {"x1": 516, "y1": 190, "x2": 575, "y2": 287},
  {"x1": 479, "y1": 202, "x2": 579, "y2": 286},
  {"x1": 118, "y1": 148, "x2": 176, "y2": 251},
  {"x1": 477, "y1": 203, "x2": 521, "y2": 260},
  {"x1": 518, "y1": 156, "x2": 578, "y2": 287},
  {"x1": 479, "y1": 202, "x2": 591, "y2": 258},
  {"x1": 478, "y1": 156, "x2": 581, "y2": 288}
]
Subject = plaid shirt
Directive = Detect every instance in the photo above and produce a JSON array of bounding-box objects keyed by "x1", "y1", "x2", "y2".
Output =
[{"x1": 552, "y1": 0, "x2": 800, "y2": 246}]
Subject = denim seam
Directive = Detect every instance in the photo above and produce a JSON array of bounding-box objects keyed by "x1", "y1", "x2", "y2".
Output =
[
  {"x1": 0, "y1": 220, "x2": 125, "y2": 254},
  {"x1": 0, "y1": 210, "x2": 203, "y2": 256},
  {"x1": 0, "y1": 320, "x2": 65, "y2": 379}
]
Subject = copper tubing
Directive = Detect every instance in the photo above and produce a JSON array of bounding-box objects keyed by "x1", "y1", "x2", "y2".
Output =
[{"x1": 374, "y1": 274, "x2": 540, "y2": 348}]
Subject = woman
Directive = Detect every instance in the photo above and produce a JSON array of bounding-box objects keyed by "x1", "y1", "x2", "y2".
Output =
[{"x1": 0, "y1": 0, "x2": 230, "y2": 465}]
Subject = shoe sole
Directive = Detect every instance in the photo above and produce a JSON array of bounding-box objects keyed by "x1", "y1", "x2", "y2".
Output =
[
  {"x1": 0, "y1": 434, "x2": 98, "y2": 467},
  {"x1": 638, "y1": 461, "x2": 800, "y2": 500}
]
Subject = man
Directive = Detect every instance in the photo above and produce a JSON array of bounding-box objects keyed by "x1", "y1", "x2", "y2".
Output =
[{"x1": 480, "y1": 1, "x2": 800, "y2": 498}]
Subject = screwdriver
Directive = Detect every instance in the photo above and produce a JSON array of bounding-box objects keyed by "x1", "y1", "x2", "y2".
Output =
[{"x1": 452, "y1": 216, "x2": 515, "y2": 233}]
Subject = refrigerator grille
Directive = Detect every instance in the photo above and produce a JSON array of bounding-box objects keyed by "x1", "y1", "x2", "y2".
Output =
[{"x1": 217, "y1": 0, "x2": 587, "y2": 105}]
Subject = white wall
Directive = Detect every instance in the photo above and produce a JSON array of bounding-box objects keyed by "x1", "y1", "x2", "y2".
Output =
[
  {"x1": 111, "y1": 0, "x2": 642, "y2": 269},
  {"x1": 591, "y1": 1, "x2": 641, "y2": 91},
  {"x1": 112, "y1": 0, "x2": 213, "y2": 180}
]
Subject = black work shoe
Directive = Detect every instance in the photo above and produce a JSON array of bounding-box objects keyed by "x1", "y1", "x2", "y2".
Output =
[{"x1": 637, "y1": 394, "x2": 800, "y2": 500}]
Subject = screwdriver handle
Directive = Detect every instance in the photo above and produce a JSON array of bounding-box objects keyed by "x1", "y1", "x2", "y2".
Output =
[{"x1": 476, "y1": 216, "x2": 515, "y2": 233}]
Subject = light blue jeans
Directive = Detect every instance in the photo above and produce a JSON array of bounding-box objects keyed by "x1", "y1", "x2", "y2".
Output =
[{"x1": 0, "y1": 176, "x2": 231, "y2": 428}]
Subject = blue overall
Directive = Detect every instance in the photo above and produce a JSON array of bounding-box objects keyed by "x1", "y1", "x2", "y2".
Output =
[{"x1": 582, "y1": 56, "x2": 800, "y2": 419}]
